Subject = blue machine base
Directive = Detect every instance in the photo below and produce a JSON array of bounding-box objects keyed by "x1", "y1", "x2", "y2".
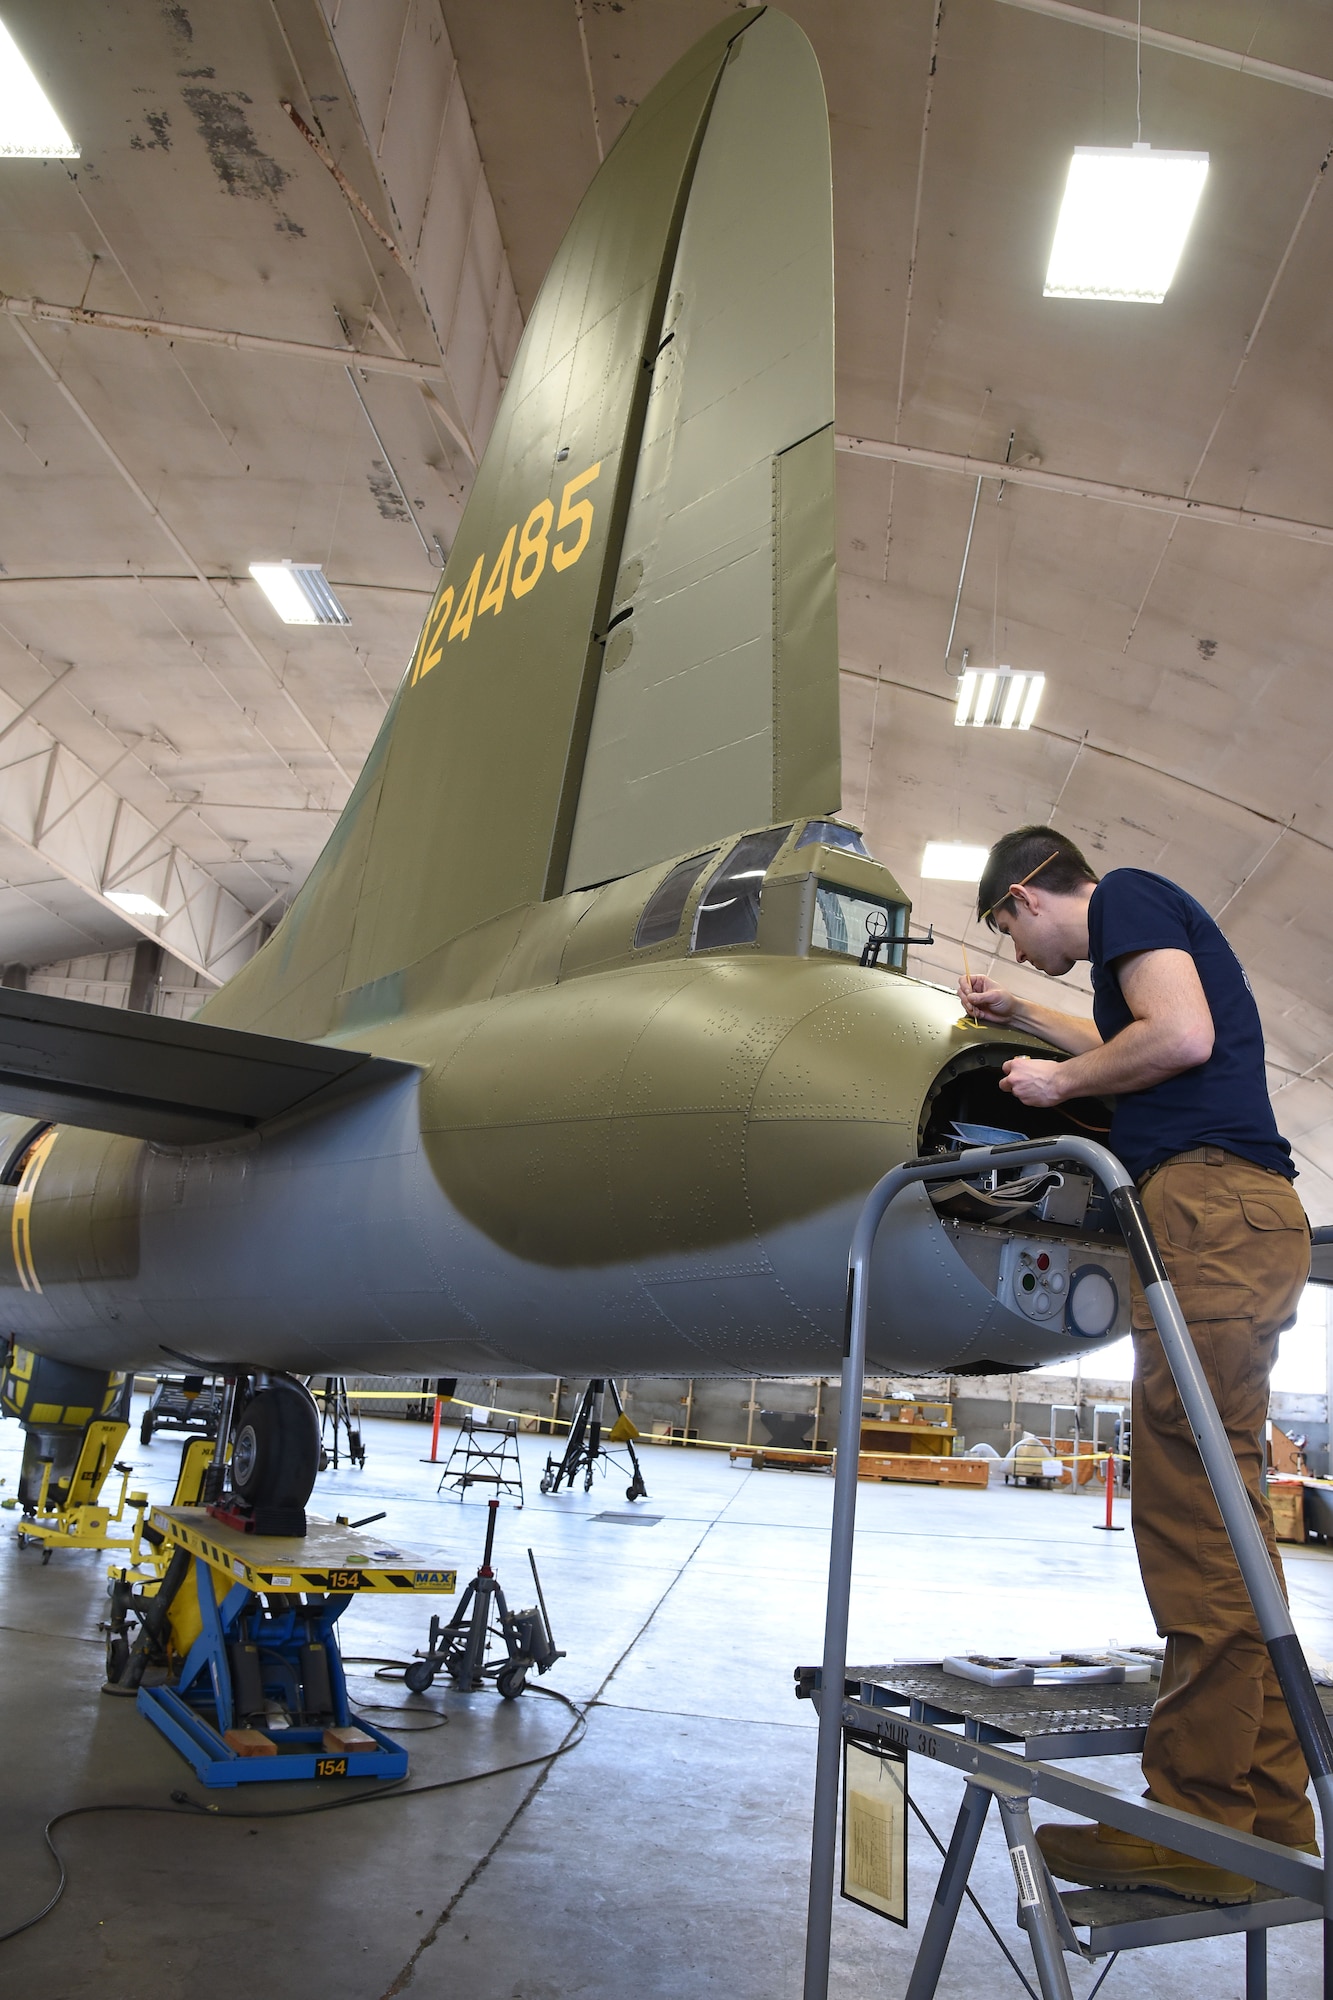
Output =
[{"x1": 138, "y1": 1685, "x2": 409, "y2": 1788}]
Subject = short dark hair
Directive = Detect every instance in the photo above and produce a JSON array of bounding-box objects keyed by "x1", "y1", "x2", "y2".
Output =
[{"x1": 977, "y1": 826, "x2": 1098, "y2": 929}]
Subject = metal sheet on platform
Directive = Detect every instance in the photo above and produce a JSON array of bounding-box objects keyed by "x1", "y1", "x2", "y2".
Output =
[
  {"x1": 847, "y1": 1661, "x2": 1160, "y2": 1758},
  {"x1": 150, "y1": 1506, "x2": 457, "y2": 1594}
]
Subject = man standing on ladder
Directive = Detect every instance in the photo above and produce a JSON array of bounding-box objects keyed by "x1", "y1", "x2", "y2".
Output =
[{"x1": 959, "y1": 825, "x2": 1314, "y2": 1903}]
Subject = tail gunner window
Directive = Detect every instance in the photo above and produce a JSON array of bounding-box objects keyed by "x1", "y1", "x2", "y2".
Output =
[
  {"x1": 692, "y1": 827, "x2": 792, "y2": 951},
  {"x1": 813, "y1": 886, "x2": 908, "y2": 969},
  {"x1": 634, "y1": 850, "x2": 719, "y2": 948}
]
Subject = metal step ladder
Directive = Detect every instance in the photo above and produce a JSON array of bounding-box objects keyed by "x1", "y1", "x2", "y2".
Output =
[
  {"x1": 438, "y1": 1411, "x2": 525, "y2": 1507},
  {"x1": 801, "y1": 1133, "x2": 1333, "y2": 2000}
]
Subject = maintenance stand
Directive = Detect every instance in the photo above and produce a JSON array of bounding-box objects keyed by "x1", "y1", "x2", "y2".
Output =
[
  {"x1": 439, "y1": 1412, "x2": 525, "y2": 1505},
  {"x1": 105, "y1": 1506, "x2": 457, "y2": 1787},
  {"x1": 312, "y1": 1374, "x2": 366, "y2": 1470},
  {"x1": 539, "y1": 1378, "x2": 647, "y2": 1501},
  {"x1": 802, "y1": 1133, "x2": 1333, "y2": 2000},
  {"x1": 798, "y1": 1658, "x2": 1325, "y2": 1998}
]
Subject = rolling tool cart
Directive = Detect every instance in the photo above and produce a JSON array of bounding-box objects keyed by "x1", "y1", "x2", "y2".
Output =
[
  {"x1": 104, "y1": 1506, "x2": 458, "y2": 1787},
  {"x1": 802, "y1": 1134, "x2": 1333, "y2": 2000}
]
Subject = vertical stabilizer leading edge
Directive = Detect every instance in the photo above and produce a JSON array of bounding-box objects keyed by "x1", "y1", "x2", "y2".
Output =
[{"x1": 203, "y1": 9, "x2": 838, "y2": 1042}]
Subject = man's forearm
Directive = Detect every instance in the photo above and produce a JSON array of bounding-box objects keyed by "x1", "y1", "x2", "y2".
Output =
[
  {"x1": 1049, "y1": 1019, "x2": 1202, "y2": 1098},
  {"x1": 1006, "y1": 998, "x2": 1102, "y2": 1055}
]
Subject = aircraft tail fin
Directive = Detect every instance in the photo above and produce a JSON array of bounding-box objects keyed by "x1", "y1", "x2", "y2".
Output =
[{"x1": 204, "y1": 8, "x2": 838, "y2": 1041}]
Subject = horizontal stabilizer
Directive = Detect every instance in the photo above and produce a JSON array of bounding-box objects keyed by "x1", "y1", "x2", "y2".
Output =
[{"x1": 0, "y1": 989, "x2": 415, "y2": 1146}]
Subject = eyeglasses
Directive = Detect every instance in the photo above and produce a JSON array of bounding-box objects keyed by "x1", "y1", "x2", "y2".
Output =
[{"x1": 979, "y1": 848, "x2": 1060, "y2": 926}]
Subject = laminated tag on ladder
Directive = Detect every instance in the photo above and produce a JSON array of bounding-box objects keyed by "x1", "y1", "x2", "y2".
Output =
[{"x1": 1010, "y1": 1844, "x2": 1042, "y2": 1909}]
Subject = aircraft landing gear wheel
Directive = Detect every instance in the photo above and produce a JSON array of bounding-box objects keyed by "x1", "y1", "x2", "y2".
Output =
[
  {"x1": 230, "y1": 1379, "x2": 320, "y2": 1516},
  {"x1": 496, "y1": 1663, "x2": 528, "y2": 1699},
  {"x1": 404, "y1": 1661, "x2": 436, "y2": 1694}
]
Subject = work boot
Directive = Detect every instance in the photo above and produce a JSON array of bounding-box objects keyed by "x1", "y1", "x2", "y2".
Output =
[{"x1": 1035, "y1": 1821, "x2": 1253, "y2": 1904}]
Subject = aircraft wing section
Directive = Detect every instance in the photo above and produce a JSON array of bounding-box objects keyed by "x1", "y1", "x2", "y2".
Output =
[{"x1": 0, "y1": 988, "x2": 415, "y2": 1146}]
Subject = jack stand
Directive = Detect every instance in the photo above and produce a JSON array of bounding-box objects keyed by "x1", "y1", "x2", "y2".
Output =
[
  {"x1": 405, "y1": 1497, "x2": 563, "y2": 1700},
  {"x1": 539, "y1": 1378, "x2": 647, "y2": 1501},
  {"x1": 314, "y1": 1375, "x2": 365, "y2": 1470}
]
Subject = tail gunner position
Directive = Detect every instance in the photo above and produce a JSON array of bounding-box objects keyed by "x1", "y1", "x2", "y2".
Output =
[{"x1": 961, "y1": 826, "x2": 1314, "y2": 1905}]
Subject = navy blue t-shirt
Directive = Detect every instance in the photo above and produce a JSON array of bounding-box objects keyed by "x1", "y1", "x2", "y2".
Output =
[{"x1": 1087, "y1": 869, "x2": 1293, "y2": 1183}]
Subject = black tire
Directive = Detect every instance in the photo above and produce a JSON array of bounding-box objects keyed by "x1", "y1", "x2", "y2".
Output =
[
  {"x1": 496, "y1": 1663, "x2": 528, "y2": 1700},
  {"x1": 140, "y1": 1412, "x2": 154, "y2": 1447},
  {"x1": 230, "y1": 1380, "x2": 321, "y2": 1511},
  {"x1": 404, "y1": 1661, "x2": 436, "y2": 1694},
  {"x1": 105, "y1": 1633, "x2": 130, "y2": 1683},
  {"x1": 539, "y1": 1473, "x2": 554, "y2": 1495}
]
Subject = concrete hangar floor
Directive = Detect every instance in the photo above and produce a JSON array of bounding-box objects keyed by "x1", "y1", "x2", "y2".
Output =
[{"x1": 3, "y1": 1404, "x2": 1333, "y2": 2000}]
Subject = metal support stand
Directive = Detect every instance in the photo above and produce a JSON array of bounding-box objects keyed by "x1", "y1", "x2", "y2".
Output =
[
  {"x1": 803, "y1": 1133, "x2": 1333, "y2": 2000},
  {"x1": 539, "y1": 1378, "x2": 646, "y2": 1501},
  {"x1": 405, "y1": 1497, "x2": 563, "y2": 1699},
  {"x1": 438, "y1": 1414, "x2": 525, "y2": 1506},
  {"x1": 314, "y1": 1375, "x2": 365, "y2": 1470},
  {"x1": 903, "y1": 1784, "x2": 992, "y2": 2000}
]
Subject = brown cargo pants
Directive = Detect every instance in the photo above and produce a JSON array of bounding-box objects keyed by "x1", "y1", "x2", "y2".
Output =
[{"x1": 1130, "y1": 1147, "x2": 1313, "y2": 1842}]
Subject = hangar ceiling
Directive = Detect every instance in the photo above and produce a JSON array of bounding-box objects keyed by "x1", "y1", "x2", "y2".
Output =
[{"x1": 0, "y1": 0, "x2": 1331, "y2": 1213}]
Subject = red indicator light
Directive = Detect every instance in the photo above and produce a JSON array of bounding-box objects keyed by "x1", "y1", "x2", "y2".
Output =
[{"x1": 1036, "y1": 1253, "x2": 1050, "y2": 1271}]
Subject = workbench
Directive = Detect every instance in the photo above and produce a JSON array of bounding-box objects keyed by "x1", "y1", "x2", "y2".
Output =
[{"x1": 133, "y1": 1508, "x2": 458, "y2": 1787}]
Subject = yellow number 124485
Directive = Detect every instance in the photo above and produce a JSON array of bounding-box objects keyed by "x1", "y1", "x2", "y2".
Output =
[{"x1": 410, "y1": 462, "x2": 601, "y2": 685}]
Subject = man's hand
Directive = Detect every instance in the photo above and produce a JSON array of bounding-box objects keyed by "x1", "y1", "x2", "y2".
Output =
[
  {"x1": 1000, "y1": 1056, "x2": 1068, "y2": 1106},
  {"x1": 958, "y1": 973, "x2": 1016, "y2": 1024}
]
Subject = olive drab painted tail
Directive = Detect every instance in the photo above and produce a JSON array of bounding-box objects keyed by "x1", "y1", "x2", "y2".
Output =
[{"x1": 201, "y1": 9, "x2": 839, "y2": 1044}]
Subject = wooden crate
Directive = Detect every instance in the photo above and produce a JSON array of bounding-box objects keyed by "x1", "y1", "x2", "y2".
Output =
[
  {"x1": 1268, "y1": 1480, "x2": 1306, "y2": 1544},
  {"x1": 857, "y1": 1453, "x2": 989, "y2": 1490},
  {"x1": 730, "y1": 1445, "x2": 833, "y2": 1472}
]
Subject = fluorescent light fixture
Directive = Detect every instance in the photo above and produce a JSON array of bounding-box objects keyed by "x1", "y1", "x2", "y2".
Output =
[
  {"x1": 921, "y1": 842, "x2": 989, "y2": 882},
  {"x1": 1044, "y1": 144, "x2": 1208, "y2": 304},
  {"x1": 0, "y1": 20, "x2": 78, "y2": 157},
  {"x1": 107, "y1": 890, "x2": 167, "y2": 919},
  {"x1": 955, "y1": 667, "x2": 1045, "y2": 730},
  {"x1": 248, "y1": 561, "x2": 350, "y2": 626}
]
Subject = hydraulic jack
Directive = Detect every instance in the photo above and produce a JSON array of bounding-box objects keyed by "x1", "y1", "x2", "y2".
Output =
[
  {"x1": 405, "y1": 1497, "x2": 562, "y2": 1700},
  {"x1": 539, "y1": 1377, "x2": 647, "y2": 1500}
]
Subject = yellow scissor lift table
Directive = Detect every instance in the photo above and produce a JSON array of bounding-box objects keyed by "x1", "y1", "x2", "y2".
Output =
[{"x1": 127, "y1": 1506, "x2": 457, "y2": 1788}]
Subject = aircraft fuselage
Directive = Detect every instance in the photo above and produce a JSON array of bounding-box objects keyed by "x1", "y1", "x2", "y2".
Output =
[{"x1": 0, "y1": 840, "x2": 1133, "y2": 1382}]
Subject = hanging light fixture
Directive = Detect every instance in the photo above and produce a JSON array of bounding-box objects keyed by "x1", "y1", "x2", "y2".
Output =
[
  {"x1": 954, "y1": 668, "x2": 1045, "y2": 730},
  {"x1": 1044, "y1": 144, "x2": 1209, "y2": 304},
  {"x1": 248, "y1": 562, "x2": 350, "y2": 625}
]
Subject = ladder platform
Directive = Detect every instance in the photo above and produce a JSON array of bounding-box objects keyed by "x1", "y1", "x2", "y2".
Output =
[
  {"x1": 1061, "y1": 1883, "x2": 1324, "y2": 1953},
  {"x1": 149, "y1": 1506, "x2": 459, "y2": 1595},
  {"x1": 834, "y1": 1659, "x2": 1162, "y2": 1758}
]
